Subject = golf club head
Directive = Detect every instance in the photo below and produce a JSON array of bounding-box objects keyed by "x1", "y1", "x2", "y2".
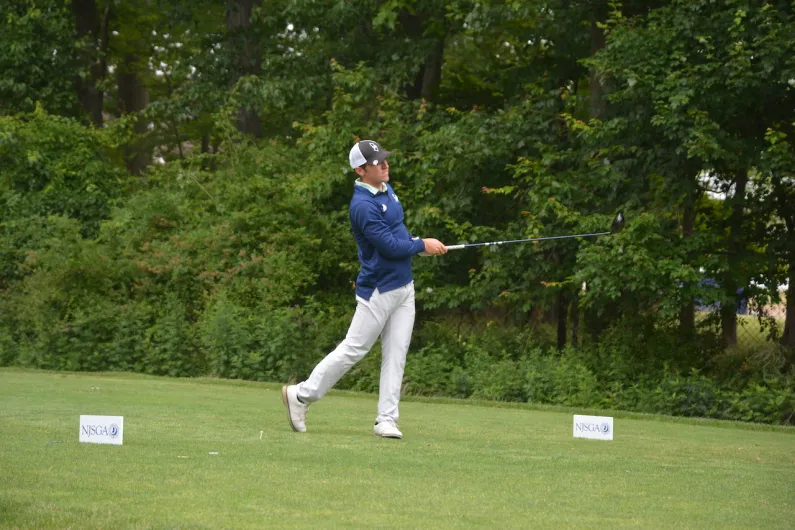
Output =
[{"x1": 611, "y1": 212, "x2": 626, "y2": 233}]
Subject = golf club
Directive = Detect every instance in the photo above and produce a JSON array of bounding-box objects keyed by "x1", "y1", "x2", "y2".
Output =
[{"x1": 443, "y1": 212, "x2": 625, "y2": 251}]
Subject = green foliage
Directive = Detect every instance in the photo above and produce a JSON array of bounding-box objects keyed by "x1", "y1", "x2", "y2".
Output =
[
  {"x1": 0, "y1": 294, "x2": 18, "y2": 366},
  {"x1": 1, "y1": 0, "x2": 794, "y2": 426},
  {"x1": 199, "y1": 293, "x2": 335, "y2": 382},
  {"x1": 599, "y1": 369, "x2": 795, "y2": 426},
  {"x1": 0, "y1": 0, "x2": 78, "y2": 116},
  {"x1": 727, "y1": 378, "x2": 795, "y2": 424},
  {"x1": 108, "y1": 300, "x2": 153, "y2": 372},
  {"x1": 0, "y1": 108, "x2": 126, "y2": 248},
  {"x1": 141, "y1": 293, "x2": 201, "y2": 376},
  {"x1": 310, "y1": 320, "x2": 795, "y2": 424},
  {"x1": 522, "y1": 349, "x2": 600, "y2": 407}
]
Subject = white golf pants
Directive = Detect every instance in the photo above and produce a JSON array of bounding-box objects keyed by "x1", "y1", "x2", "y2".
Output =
[{"x1": 296, "y1": 282, "x2": 416, "y2": 424}]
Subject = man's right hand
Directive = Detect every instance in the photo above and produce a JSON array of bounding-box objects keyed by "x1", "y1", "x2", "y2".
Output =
[{"x1": 422, "y1": 238, "x2": 448, "y2": 256}]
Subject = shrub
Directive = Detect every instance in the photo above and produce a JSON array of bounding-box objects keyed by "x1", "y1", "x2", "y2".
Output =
[
  {"x1": 110, "y1": 301, "x2": 153, "y2": 372},
  {"x1": 142, "y1": 294, "x2": 202, "y2": 377},
  {"x1": 523, "y1": 348, "x2": 600, "y2": 407},
  {"x1": 471, "y1": 358, "x2": 527, "y2": 402},
  {"x1": 401, "y1": 335, "x2": 467, "y2": 397},
  {"x1": 0, "y1": 294, "x2": 18, "y2": 366},
  {"x1": 200, "y1": 294, "x2": 251, "y2": 380},
  {"x1": 0, "y1": 109, "x2": 126, "y2": 239},
  {"x1": 725, "y1": 378, "x2": 795, "y2": 424}
]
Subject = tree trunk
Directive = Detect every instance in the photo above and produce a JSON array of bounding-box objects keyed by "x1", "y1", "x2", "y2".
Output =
[
  {"x1": 771, "y1": 175, "x2": 795, "y2": 358},
  {"x1": 399, "y1": 11, "x2": 444, "y2": 101},
  {"x1": 782, "y1": 262, "x2": 795, "y2": 351},
  {"x1": 556, "y1": 290, "x2": 568, "y2": 351},
  {"x1": 588, "y1": 22, "x2": 606, "y2": 118},
  {"x1": 721, "y1": 170, "x2": 749, "y2": 346},
  {"x1": 420, "y1": 37, "x2": 445, "y2": 101},
  {"x1": 71, "y1": 0, "x2": 110, "y2": 127},
  {"x1": 679, "y1": 200, "x2": 696, "y2": 337},
  {"x1": 720, "y1": 299, "x2": 738, "y2": 346},
  {"x1": 117, "y1": 54, "x2": 150, "y2": 174},
  {"x1": 226, "y1": 0, "x2": 262, "y2": 137},
  {"x1": 200, "y1": 134, "x2": 216, "y2": 170},
  {"x1": 571, "y1": 290, "x2": 580, "y2": 347}
]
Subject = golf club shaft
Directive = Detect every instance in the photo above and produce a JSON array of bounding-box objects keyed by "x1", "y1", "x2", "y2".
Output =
[{"x1": 445, "y1": 231, "x2": 611, "y2": 250}]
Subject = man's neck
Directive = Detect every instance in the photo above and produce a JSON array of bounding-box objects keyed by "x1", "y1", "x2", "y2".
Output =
[
  {"x1": 356, "y1": 178, "x2": 386, "y2": 194},
  {"x1": 361, "y1": 177, "x2": 385, "y2": 190}
]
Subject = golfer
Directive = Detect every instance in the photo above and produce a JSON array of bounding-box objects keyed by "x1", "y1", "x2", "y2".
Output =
[{"x1": 282, "y1": 140, "x2": 447, "y2": 438}]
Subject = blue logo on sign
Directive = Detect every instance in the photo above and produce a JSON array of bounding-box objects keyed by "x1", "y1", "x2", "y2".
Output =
[{"x1": 109, "y1": 424, "x2": 120, "y2": 439}]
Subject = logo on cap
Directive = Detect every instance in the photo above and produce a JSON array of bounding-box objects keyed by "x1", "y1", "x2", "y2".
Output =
[{"x1": 369, "y1": 142, "x2": 379, "y2": 152}]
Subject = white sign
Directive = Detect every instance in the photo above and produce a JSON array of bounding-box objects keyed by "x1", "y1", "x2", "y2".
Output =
[
  {"x1": 573, "y1": 415, "x2": 613, "y2": 440},
  {"x1": 79, "y1": 415, "x2": 124, "y2": 445}
]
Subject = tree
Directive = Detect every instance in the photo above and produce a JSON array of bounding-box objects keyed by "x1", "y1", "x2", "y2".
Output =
[
  {"x1": 759, "y1": 129, "x2": 795, "y2": 357},
  {"x1": 226, "y1": 0, "x2": 263, "y2": 136},
  {"x1": 589, "y1": 0, "x2": 795, "y2": 346},
  {"x1": 0, "y1": 1, "x2": 79, "y2": 117},
  {"x1": 71, "y1": 0, "x2": 111, "y2": 127}
]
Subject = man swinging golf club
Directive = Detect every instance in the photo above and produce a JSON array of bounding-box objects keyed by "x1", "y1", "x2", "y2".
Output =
[{"x1": 282, "y1": 140, "x2": 447, "y2": 439}]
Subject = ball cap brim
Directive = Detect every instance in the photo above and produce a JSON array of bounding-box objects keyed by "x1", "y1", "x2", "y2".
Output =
[{"x1": 349, "y1": 140, "x2": 393, "y2": 168}]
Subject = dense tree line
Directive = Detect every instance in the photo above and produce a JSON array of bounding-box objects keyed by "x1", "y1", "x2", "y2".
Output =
[{"x1": 1, "y1": 0, "x2": 794, "y2": 423}]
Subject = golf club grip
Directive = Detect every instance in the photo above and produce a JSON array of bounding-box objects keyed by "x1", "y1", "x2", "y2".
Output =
[{"x1": 420, "y1": 245, "x2": 464, "y2": 256}]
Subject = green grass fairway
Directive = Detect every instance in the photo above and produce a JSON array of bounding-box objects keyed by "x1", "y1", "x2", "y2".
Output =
[{"x1": 1, "y1": 369, "x2": 793, "y2": 529}]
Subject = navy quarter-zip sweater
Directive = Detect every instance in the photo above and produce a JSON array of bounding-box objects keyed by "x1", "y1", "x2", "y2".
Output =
[{"x1": 349, "y1": 182, "x2": 426, "y2": 300}]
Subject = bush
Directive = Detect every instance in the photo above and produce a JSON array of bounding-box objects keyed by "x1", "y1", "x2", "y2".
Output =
[
  {"x1": 584, "y1": 318, "x2": 720, "y2": 381},
  {"x1": 142, "y1": 294, "x2": 202, "y2": 377},
  {"x1": 6, "y1": 216, "x2": 122, "y2": 370},
  {"x1": 725, "y1": 378, "x2": 795, "y2": 424},
  {"x1": 592, "y1": 368, "x2": 795, "y2": 425},
  {"x1": 643, "y1": 370, "x2": 725, "y2": 418},
  {"x1": 110, "y1": 301, "x2": 153, "y2": 372},
  {"x1": 2, "y1": 110, "x2": 793, "y2": 425},
  {"x1": 200, "y1": 294, "x2": 251, "y2": 380},
  {"x1": 472, "y1": 358, "x2": 527, "y2": 402},
  {"x1": 199, "y1": 293, "x2": 352, "y2": 383},
  {"x1": 402, "y1": 350, "x2": 459, "y2": 397},
  {"x1": 0, "y1": 109, "x2": 126, "y2": 239},
  {"x1": 0, "y1": 294, "x2": 18, "y2": 366},
  {"x1": 523, "y1": 348, "x2": 600, "y2": 407}
]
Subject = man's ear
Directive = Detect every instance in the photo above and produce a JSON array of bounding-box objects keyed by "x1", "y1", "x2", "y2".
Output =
[{"x1": 354, "y1": 167, "x2": 365, "y2": 178}]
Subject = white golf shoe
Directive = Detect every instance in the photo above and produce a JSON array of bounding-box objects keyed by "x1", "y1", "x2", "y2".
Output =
[
  {"x1": 374, "y1": 420, "x2": 403, "y2": 439},
  {"x1": 281, "y1": 385, "x2": 308, "y2": 433}
]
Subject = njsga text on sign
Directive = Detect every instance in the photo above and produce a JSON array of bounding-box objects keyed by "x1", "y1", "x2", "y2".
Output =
[
  {"x1": 79, "y1": 415, "x2": 124, "y2": 445},
  {"x1": 573, "y1": 414, "x2": 614, "y2": 441}
]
